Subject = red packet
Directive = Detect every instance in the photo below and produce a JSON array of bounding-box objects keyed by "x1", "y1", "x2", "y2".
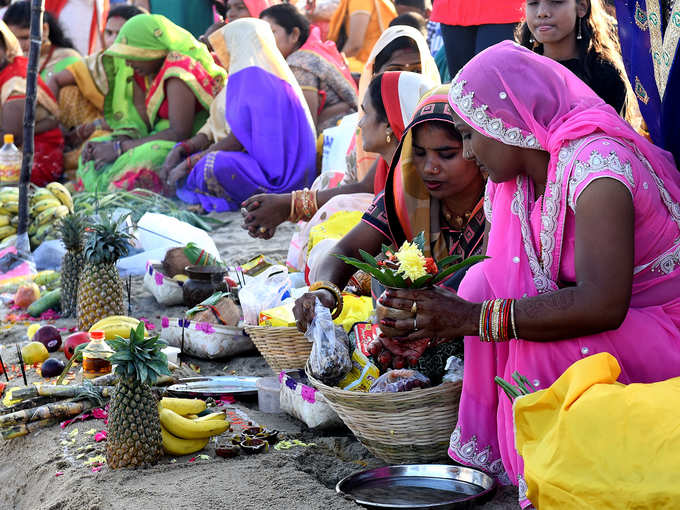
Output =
[{"x1": 352, "y1": 322, "x2": 381, "y2": 357}]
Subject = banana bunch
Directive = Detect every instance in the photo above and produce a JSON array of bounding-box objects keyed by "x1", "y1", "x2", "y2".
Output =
[
  {"x1": 0, "y1": 182, "x2": 74, "y2": 250},
  {"x1": 159, "y1": 398, "x2": 229, "y2": 455},
  {"x1": 88, "y1": 315, "x2": 149, "y2": 340}
]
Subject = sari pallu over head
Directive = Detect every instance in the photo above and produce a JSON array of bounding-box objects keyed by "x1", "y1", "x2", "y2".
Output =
[
  {"x1": 355, "y1": 25, "x2": 441, "y2": 188},
  {"x1": 176, "y1": 18, "x2": 316, "y2": 212},
  {"x1": 448, "y1": 40, "x2": 680, "y2": 299},
  {"x1": 383, "y1": 84, "x2": 483, "y2": 261},
  {"x1": 105, "y1": 14, "x2": 226, "y2": 135}
]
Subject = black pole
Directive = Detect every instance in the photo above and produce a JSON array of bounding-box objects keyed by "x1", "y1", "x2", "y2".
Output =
[{"x1": 15, "y1": 0, "x2": 44, "y2": 255}]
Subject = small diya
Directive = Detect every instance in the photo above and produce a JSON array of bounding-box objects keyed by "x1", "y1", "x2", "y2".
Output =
[
  {"x1": 215, "y1": 441, "x2": 240, "y2": 459},
  {"x1": 242, "y1": 426, "x2": 279, "y2": 445},
  {"x1": 240, "y1": 437, "x2": 269, "y2": 454}
]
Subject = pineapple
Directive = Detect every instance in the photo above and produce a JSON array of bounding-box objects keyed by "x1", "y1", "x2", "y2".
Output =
[
  {"x1": 77, "y1": 214, "x2": 131, "y2": 331},
  {"x1": 107, "y1": 322, "x2": 170, "y2": 469},
  {"x1": 58, "y1": 213, "x2": 86, "y2": 318}
]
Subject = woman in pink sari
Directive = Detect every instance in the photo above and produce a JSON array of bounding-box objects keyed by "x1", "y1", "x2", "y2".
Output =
[{"x1": 378, "y1": 41, "x2": 680, "y2": 507}]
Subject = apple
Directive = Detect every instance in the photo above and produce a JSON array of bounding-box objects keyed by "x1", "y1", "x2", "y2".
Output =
[{"x1": 64, "y1": 332, "x2": 90, "y2": 360}]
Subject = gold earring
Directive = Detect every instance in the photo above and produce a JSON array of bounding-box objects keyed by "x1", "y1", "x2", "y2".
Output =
[
  {"x1": 577, "y1": 16, "x2": 583, "y2": 39},
  {"x1": 386, "y1": 132, "x2": 391, "y2": 143}
]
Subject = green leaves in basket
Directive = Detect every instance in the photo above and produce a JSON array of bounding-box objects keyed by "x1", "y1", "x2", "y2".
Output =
[{"x1": 334, "y1": 253, "x2": 404, "y2": 288}]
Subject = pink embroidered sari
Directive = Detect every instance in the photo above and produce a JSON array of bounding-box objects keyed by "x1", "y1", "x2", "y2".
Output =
[{"x1": 447, "y1": 41, "x2": 680, "y2": 506}]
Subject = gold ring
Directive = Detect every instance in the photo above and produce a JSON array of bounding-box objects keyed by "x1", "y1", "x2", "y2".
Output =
[
  {"x1": 258, "y1": 227, "x2": 267, "y2": 234},
  {"x1": 411, "y1": 301, "x2": 417, "y2": 314}
]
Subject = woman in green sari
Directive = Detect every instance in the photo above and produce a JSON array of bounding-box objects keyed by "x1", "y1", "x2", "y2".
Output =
[{"x1": 77, "y1": 14, "x2": 226, "y2": 193}]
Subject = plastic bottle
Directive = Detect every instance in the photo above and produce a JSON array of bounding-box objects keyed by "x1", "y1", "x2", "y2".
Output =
[
  {"x1": 0, "y1": 134, "x2": 22, "y2": 186},
  {"x1": 82, "y1": 330, "x2": 114, "y2": 379}
]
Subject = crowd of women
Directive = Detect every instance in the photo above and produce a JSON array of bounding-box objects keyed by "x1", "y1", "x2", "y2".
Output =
[{"x1": 1, "y1": 0, "x2": 679, "y2": 506}]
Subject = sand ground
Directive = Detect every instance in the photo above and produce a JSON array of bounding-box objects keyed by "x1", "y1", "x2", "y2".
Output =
[{"x1": 0, "y1": 212, "x2": 518, "y2": 510}]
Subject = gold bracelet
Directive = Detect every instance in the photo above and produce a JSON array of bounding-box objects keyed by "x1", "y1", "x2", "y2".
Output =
[
  {"x1": 491, "y1": 298, "x2": 502, "y2": 342},
  {"x1": 288, "y1": 191, "x2": 296, "y2": 222},
  {"x1": 309, "y1": 280, "x2": 344, "y2": 319}
]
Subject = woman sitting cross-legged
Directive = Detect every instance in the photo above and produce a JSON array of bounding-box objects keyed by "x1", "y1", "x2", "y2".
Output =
[
  {"x1": 77, "y1": 14, "x2": 226, "y2": 192},
  {"x1": 160, "y1": 18, "x2": 318, "y2": 212}
]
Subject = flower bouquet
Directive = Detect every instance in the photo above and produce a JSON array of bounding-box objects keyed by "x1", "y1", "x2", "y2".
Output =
[{"x1": 335, "y1": 232, "x2": 486, "y2": 289}]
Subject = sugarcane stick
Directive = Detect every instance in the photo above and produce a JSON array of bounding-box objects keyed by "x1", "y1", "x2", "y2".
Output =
[
  {"x1": 0, "y1": 396, "x2": 57, "y2": 414},
  {"x1": 15, "y1": 0, "x2": 44, "y2": 247},
  {"x1": 0, "y1": 400, "x2": 96, "y2": 428},
  {"x1": 1, "y1": 418, "x2": 58, "y2": 440},
  {"x1": 10, "y1": 385, "x2": 115, "y2": 402}
]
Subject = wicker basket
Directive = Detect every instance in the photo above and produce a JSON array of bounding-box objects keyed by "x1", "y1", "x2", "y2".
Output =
[
  {"x1": 306, "y1": 366, "x2": 462, "y2": 464},
  {"x1": 244, "y1": 326, "x2": 312, "y2": 371}
]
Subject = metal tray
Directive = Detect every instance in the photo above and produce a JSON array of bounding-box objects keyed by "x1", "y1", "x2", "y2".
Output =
[
  {"x1": 166, "y1": 376, "x2": 260, "y2": 397},
  {"x1": 336, "y1": 464, "x2": 496, "y2": 509}
]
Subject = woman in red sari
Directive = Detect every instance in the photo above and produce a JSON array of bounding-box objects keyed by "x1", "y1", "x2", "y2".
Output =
[
  {"x1": 0, "y1": 20, "x2": 63, "y2": 186},
  {"x1": 261, "y1": 3, "x2": 358, "y2": 134}
]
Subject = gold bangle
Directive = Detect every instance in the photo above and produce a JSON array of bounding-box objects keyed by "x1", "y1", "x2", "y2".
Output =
[
  {"x1": 288, "y1": 192, "x2": 296, "y2": 222},
  {"x1": 309, "y1": 280, "x2": 344, "y2": 319}
]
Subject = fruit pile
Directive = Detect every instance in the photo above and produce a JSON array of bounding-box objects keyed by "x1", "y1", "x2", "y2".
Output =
[
  {"x1": 159, "y1": 398, "x2": 229, "y2": 455},
  {"x1": 0, "y1": 183, "x2": 74, "y2": 249}
]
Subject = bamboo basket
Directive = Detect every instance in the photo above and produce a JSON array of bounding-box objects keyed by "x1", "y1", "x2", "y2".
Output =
[
  {"x1": 244, "y1": 326, "x2": 312, "y2": 371},
  {"x1": 306, "y1": 365, "x2": 462, "y2": 464}
]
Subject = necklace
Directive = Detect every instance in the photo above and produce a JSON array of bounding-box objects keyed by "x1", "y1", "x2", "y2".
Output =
[{"x1": 442, "y1": 207, "x2": 472, "y2": 230}]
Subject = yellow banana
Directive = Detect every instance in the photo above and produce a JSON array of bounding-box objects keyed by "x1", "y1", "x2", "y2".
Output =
[
  {"x1": 160, "y1": 397, "x2": 207, "y2": 415},
  {"x1": 0, "y1": 215, "x2": 9, "y2": 227},
  {"x1": 0, "y1": 207, "x2": 11, "y2": 215},
  {"x1": 30, "y1": 198, "x2": 60, "y2": 216},
  {"x1": 46, "y1": 182, "x2": 74, "y2": 212},
  {"x1": 0, "y1": 225, "x2": 17, "y2": 239},
  {"x1": 159, "y1": 408, "x2": 229, "y2": 439},
  {"x1": 161, "y1": 426, "x2": 209, "y2": 456},
  {"x1": 0, "y1": 189, "x2": 18, "y2": 203},
  {"x1": 31, "y1": 223, "x2": 54, "y2": 244},
  {"x1": 30, "y1": 188, "x2": 57, "y2": 205},
  {"x1": 193, "y1": 411, "x2": 226, "y2": 422},
  {"x1": 0, "y1": 234, "x2": 16, "y2": 247},
  {"x1": 2, "y1": 201, "x2": 18, "y2": 214},
  {"x1": 35, "y1": 204, "x2": 68, "y2": 226},
  {"x1": 88, "y1": 315, "x2": 148, "y2": 339}
]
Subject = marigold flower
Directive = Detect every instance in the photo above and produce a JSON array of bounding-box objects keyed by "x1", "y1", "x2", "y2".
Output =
[{"x1": 395, "y1": 241, "x2": 427, "y2": 280}]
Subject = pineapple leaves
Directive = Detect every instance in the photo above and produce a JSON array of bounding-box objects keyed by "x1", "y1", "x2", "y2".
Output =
[{"x1": 108, "y1": 321, "x2": 170, "y2": 385}]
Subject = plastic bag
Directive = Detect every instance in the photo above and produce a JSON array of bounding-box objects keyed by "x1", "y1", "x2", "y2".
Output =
[
  {"x1": 238, "y1": 265, "x2": 291, "y2": 325},
  {"x1": 442, "y1": 356, "x2": 464, "y2": 384},
  {"x1": 306, "y1": 299, "x2": 352, "y2": 386},
  {"x1": 369, "y1": 369, "x2": 432, "y2": 393},
  {"x1": 321, "y1": 112, "x2": 358, "y2": 175}
]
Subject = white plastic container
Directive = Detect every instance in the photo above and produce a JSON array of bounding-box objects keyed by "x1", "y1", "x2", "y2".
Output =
[
  {"x1": 162, "y1": 346, "x2": 181, "y2": 365},
  {"x1": 256, "y1": 376, "x2": 281, "y2": 413}
]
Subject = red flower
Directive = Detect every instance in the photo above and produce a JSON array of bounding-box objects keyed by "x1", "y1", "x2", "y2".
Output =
[{"x1": 424, "y1": 258, "x2": 438, "y2": 274}]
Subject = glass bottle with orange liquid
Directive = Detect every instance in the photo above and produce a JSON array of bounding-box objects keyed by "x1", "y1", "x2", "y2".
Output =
[{"x1": 82, "y1": 330, "x2": 113, "y2": 379}]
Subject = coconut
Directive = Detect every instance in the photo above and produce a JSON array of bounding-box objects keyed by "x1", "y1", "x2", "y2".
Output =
[{"x1": 162, "y1": 247, "x2": 192, "y2": 278}]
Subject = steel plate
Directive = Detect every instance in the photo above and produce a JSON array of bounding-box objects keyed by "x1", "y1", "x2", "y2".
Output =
[
  {"x1": 336, "y1": 464, "x2": 496, "y2": 509},
  {"x1": 167, "y1": 376, "x2": 260, "y2": 397}
]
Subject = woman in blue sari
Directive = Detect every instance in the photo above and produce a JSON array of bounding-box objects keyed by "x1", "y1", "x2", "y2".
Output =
[
  {"x1": 615, "y1": 0, "x2": 680, "y2": 166},
  {"x1": 163, "y1": 18, "x2": 317, "y2": 213}
]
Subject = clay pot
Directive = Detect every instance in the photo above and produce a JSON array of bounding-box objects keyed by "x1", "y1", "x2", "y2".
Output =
[
  {"x1": 215, "y1": 442, "x2": 240, "y2": 458},
  {"x1": 240, "y1": 437, "x2": 269, "y2": 454},
  {"x1": 243, "y1": 426, "x2": 279, "y2": 445},
  {"x1": 182, "y1": 265, "x2": 228, "y2": 307}
]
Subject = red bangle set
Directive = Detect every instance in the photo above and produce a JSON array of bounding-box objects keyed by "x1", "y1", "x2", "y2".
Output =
[
  {"x1": 289, "y1": 188, "x2": 318, "y2": 222},
  {"x1": 479, "y1": 298, "x2": 517, "y2": 342}
]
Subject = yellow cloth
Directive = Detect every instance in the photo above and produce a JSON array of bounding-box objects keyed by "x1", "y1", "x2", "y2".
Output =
[
  {"x1": 514, "y1": 352, "x2": 680, "y2": 509},
  {"x1": 67, "y1": 53, "x2": 109, "y2": 112},
  {"x1": 307, "y1": 209, "x2": 364, "y2": 256},
  {"x1": 328, "y1": 0, "x2": 397, "y2": 68}
]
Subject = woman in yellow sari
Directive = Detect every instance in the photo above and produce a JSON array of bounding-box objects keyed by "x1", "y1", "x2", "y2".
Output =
[
  {"x1": 76, "y1": 14, "x2": 226, "y2": 192},
  {"x1": 327, "y1": 0, "x2": 397, "y2": 73}
]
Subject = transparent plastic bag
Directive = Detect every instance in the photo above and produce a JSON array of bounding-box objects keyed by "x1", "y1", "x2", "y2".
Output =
[
  {"x1": 442, "y1": 356, "x2": 464, "y2": 384},
  {"x1": 306, "y1": 299, "x2": 351, "y2": 386},
  {"x1": 238, "y1": 266, "x2": 291, "y2": 325},
  {"x1": 369, "y1": 369, "x2": 431, "y2": 393}
]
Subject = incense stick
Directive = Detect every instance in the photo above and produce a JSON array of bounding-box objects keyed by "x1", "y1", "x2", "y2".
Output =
[
  {"x1": 15, "y1": 345, "x2": 27, "y2": 386},
  {"x1": 0, "y1": 354, "x2": 8, "y2": 382}
]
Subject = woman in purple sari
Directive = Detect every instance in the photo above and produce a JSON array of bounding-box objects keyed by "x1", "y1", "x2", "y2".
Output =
[{"x1": 163, "y1": 18, "x2": 317, "y2": 212}]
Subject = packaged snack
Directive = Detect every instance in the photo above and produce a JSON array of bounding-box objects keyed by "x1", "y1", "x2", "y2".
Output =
[
  {"x1": 259, "y1": 300, "x2": 297, "y2": 327},
  {"x1": 369, "y1": 369, "x2": 431, "y2": 393},
  {"x1": 338, "y1": 349, "x2": 380, "y2": 392},
  {"x1": 352, "y1": 322, "x2": 381, "y2": 358}
]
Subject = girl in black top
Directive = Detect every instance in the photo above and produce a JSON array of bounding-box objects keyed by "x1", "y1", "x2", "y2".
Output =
[{"x1": 516, "y1": 0, "x2": 633, "y2": 118}]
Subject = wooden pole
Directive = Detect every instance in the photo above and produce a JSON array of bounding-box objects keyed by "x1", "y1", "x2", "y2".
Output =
[{"x1": 15, "y1": 0, "x2": 44, "y2": 255}]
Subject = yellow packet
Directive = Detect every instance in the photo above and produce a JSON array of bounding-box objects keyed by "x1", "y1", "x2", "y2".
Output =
[
  {"x1": 259, "y1": 302, "x2": 296, "y2": 327},
  {"x1": 339, "y1": 349, "x2": 380, "y2": 392}
]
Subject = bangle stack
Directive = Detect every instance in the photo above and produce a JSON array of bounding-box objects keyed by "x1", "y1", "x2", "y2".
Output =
[
  {"x1": 309, "y1": 280, "x2": 344, "y2": 319},
  {"x1": 289, "y1": 188, "x2": 318, "y2": 222},
  {"x1": 479, "y1": 298, "x2": 518, "y2": 342}
]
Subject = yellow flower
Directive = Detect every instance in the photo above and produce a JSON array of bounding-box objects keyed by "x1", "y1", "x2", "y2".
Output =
[{"x1": 395, "y1": 241, "x2": 427, "y2": 281}]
